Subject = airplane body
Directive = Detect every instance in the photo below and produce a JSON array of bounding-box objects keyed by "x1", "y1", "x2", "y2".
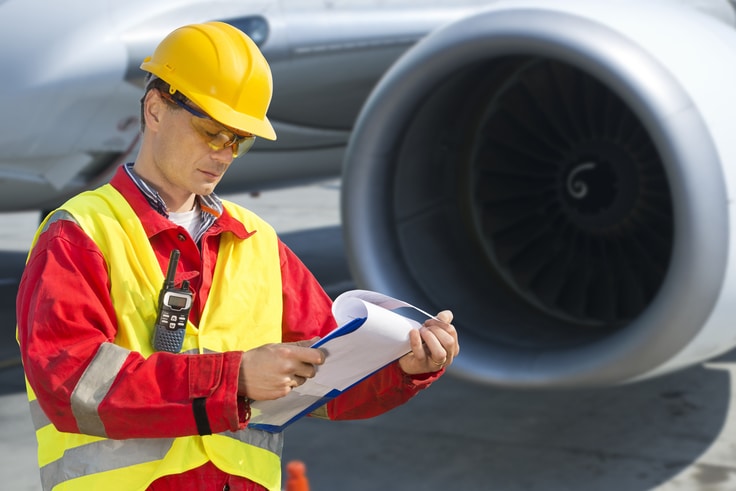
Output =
[
  {"x1": 0, "y1": 0, "x2": 487, "y2": 210},
  {"x1": 4, "y1": 0, "x2": 736, "y2": 393}
]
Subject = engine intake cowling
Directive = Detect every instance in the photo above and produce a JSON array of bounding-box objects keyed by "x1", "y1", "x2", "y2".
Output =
[{"x1": 341, "y1": 0, "x2": 736, "y2": 387}]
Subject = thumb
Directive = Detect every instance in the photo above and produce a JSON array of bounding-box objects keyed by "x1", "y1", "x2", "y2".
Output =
[{"x1": 436, "y1": 310, "x2": 453, "y2": 323}]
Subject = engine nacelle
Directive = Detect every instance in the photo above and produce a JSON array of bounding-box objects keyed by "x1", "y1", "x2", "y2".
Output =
[{"x1": 341, "y1": 0, "x2": 736, "y2": 387}]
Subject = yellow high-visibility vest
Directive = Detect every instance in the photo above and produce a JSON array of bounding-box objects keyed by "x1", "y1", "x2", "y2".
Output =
[{"x1": 25, "y1": 184, "x2": 284, "y2": 491}]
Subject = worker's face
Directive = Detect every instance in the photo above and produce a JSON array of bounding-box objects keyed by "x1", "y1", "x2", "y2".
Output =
[
  {"x1": 143, "y1": 90, "x2": 242, "y2": 201},
  {"x1": 158, "y1": 90, "x2": 256, "y2": 158}
]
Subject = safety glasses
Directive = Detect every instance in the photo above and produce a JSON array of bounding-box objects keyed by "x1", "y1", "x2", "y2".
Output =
[{"x1": 158, "y1": 90, "x2": 256, "y2": 158}]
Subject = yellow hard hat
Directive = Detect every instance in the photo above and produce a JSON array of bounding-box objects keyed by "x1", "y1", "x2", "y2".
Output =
[{"x1": 141, "y1": 21, "x2": 276, "y2": 140}]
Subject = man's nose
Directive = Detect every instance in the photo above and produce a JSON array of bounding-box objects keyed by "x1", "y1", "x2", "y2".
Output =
[{"x1": 211, "y1": 146, "x2": 235, "y2": 164}]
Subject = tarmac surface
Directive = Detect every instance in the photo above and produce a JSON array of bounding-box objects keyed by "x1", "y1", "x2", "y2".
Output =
[{"x1": 2, "y1": 179, "x2": 736, "y2": 490}]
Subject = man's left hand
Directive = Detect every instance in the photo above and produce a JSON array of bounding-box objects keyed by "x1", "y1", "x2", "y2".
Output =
[{"x1": 399, "y1": 310, "x2": 459, "y2": 374}]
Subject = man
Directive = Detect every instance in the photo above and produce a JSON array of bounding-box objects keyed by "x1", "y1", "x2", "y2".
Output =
[{"x1": 16, "y1": 22, "x2": 459, "y2": 491}]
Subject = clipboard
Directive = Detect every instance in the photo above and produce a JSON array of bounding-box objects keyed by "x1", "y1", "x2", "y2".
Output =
[{"x1": 248, "y1": 290, "x2": 436, "y2": 432}]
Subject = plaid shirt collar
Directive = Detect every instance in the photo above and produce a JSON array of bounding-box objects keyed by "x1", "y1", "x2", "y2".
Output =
[{"x1": 123, "y1": 162, "x2": 222, "y2": 243}]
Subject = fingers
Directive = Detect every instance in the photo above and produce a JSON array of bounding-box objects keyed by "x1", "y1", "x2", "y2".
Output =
[
  {"x1": 239, "y1": 341, "x2": 327, "y2": 401},
  {"x1": 289, "y1": 374, "x2": 307, "y2": 388},
  {"x1": 408, "y1": 328, "x2": 425, "y2": 359},
  {"x1": 415, "y1": 310, "x2": 459, "y2": 371},
  {"x1": 415, "y1": 328, "x2": 451, "y2": 370},
  {"x1": 422, "y1": 324, "x2": 456, "y2": 354},
  {"x1": 282, "y1": 344, "x2": 324, "y2": 389},
  {"x1": 288, "y1": 337, "x2": 326, "y2": 366},
  {"x1": 293, "y1": 357, "x2": 319, "y2": 380}
]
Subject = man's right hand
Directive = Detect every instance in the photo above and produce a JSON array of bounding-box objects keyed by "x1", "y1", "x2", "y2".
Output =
[{"x1": 238, "y1": 337, "x2": 324, "y2": 401}]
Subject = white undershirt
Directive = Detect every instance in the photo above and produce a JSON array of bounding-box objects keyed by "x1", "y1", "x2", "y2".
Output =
[{"x1": 168, "y1": 204, "x2": 203, "y2": 240}]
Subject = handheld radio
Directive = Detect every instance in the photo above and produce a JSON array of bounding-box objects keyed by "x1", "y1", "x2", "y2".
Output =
[{"x1": 152, "y1": 249, "x2": 192, "y2": 353}]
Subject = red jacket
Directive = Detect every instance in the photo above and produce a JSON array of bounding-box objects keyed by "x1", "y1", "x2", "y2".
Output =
[{"x1": 16, "y1": 166, "x2": 441, "y2": 490}]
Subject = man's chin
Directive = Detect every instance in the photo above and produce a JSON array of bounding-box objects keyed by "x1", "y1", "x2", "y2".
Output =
[{"x1": 194, "y1": 182, "x2": 220, "y2": 197}]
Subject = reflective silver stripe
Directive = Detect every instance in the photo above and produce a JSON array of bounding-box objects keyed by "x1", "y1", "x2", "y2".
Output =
[
  {"x1": 40, "y1": 437, "x2": 175, "y2": 491},
  {"x1": 38, "y1": 429, "x2": 282, "y2": 490},
  {"x1": 223, "y1": 428, "x2": 283, "y2": 456},
  {"x1": 70, "y1": 343, "x2": 130, "y2": 437},
  {"x1": 40, "y1": 210, "x2": 78, "y2": 234},
  {"x1": 29, "y1": 399, "x2": 51, "y2": 430}
]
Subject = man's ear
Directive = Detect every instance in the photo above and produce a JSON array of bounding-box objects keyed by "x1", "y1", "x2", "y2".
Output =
[{"x1": 143, "y1": 90, "x2": 165, "y2": 131}]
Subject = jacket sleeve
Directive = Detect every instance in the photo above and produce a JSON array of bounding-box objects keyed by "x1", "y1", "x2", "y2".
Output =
[
  {"x1": 16, "y1": 219, "x2": 244, "y2": 440},
  {"x1": 277, "y1": 240, "x2": 442, "y2": 421}
]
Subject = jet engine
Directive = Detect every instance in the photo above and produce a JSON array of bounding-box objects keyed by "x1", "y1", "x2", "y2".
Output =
[{"x1": 341, "y1": 0, "x2": 736, "y2": 387}]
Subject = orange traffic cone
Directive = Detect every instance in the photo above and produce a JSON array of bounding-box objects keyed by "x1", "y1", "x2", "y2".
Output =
[{"x1": 285, "y1": 460, "x2": 310, "y2": 491}]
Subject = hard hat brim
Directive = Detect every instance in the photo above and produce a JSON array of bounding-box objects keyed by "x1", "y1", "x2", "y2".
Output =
[{"x1": 189, "y1": 91, "x2": 277, "y2": 141}]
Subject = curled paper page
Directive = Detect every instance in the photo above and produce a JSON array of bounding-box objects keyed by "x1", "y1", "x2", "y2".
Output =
[{"x1": 332, "y1": 289, "x2": 438, "y2": 325}]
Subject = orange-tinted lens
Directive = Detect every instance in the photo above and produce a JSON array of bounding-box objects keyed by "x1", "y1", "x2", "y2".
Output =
[
  {"x1": 159, "y1": 90, "x2": 256, "y2": 158},
  {"x1": 191, "y1": 118, "x2": 256, "y2": 157}
]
